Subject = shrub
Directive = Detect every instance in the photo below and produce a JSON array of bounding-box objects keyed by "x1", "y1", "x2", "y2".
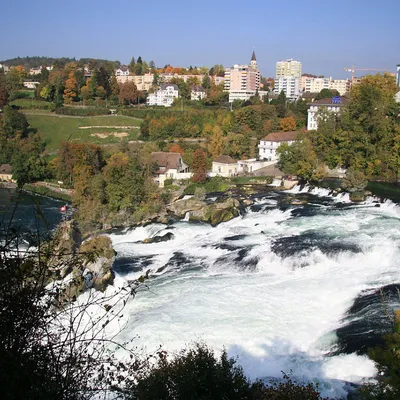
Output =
[{"x1": 128, "y1": 343, "x2": 257, "y2": 400}]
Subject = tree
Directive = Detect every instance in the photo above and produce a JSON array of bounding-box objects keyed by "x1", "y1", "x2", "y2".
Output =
[
  {"x1": 128, "y1": 344, "x2": 257, "y2": 400},
  {"x1": 208, "y1": 126, "x2": 225, "y2": 158},
  {"x1": 63, "y1": 72, "x2": 78, "y2": 103},
  {"x1": 118, "y1": 81, "x2": 139, "y2": 105},
  {"x1": 0, "y1": 73, "x2": 9, "y2": 107},
  {"x1": 191, "y1": 149, "x2": 207, "y2": 183},
  {"x1": 0, "y1": 219, "x2": 148, "y2": 399},
  {"x1": 277, "y1": 136, "x2": 325, "y2": 182},
  {"x1": 1, "y1": 106, "x2": 29, "y2": 138},
  {"x1": 88, "y1": 71, "x2": 98, "y2": 98},
  {"x1": 102, "y1": 152, "x2": 147, "y2": 212},
  {"x1": 96, "y1": 85, "x2": 106, "y2": 100},
  {"x1": 202, "y1": 73, "x2": 211, "y2": 90},
  {"x1": 280, "y1": 116, "x2": 297, "y2": 132},
  {"x1": 315, "y1": 88, "x2": 340, "y2": 101},
  {"x1": 80, "y1": 85, "x2": 91, "y2": 101},
  {"x1": 341, "y1": 167, "x2": 368, "y2": 192},
  {"x1": 127, "y1": 343, "x2": 326, "y2": 400},
  {"x1": 275, "y1": 90, "x2": 287, "y2": 118},
  {"x1": 129, "y1": 57, "x2": 136, "y2": 73},
  {"x1": 169, "y1": 143, "x2": 184, "y2": 155}
]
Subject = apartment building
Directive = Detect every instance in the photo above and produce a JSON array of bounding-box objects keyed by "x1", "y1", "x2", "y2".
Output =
[
  {"x1": 276, "y1": 59, "x2": 302, "y2": 79},
  {"x1": 115, "y1": 73, "x2": 154, "y2": 91},
  {"x1": 307, "y1": 97, "x2": 348, "y2": 130},
  {"x1": 275, "y1": 59, "x2": 302, "y2": 100},
  {"x1": 275, "y1": 77, "x2": 301, "y2": 100},
  {"x1": 224, "y1": 51, "x2": 261, "y2": 102},
  {"x1": 301, "y1": 75, "x2": 350, "y2": 96}
]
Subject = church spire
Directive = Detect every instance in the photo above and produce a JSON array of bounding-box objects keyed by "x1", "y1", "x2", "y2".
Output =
[{"x1": 251, "y1": 50, "x2": 256, "y2": 61}]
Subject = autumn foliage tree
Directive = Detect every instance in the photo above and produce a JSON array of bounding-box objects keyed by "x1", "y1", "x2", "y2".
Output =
[
  {"x1": 191, "y1": 149, "x2": 207, "y2": 183},
  {"x1": 63, "y1": 72, "x2": 78, "y2": 104},
  {"x1": 280, "y1": 116, "x2": 297, "y2": 132},
  {"x1": 169, "y1": 143, "x2": 184, "y2": 155}
]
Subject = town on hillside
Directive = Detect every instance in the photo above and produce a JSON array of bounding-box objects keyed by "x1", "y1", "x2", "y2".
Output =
[{"x1": 0, "y1": 53, "x2": 399, "y2": 206}]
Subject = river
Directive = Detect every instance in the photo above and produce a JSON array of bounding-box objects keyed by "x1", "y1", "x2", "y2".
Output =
[
  {"x1": 0, "y1": 188, "x2": 65, "y2": 240},
  {"x1": 2, "y1": 184, "x2": 400, "y2": 398},
  {"x1": 108, "y1": 185, "x2": 400, "y2": 399}
]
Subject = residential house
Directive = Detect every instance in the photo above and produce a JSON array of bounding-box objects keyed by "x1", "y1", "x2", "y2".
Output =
[
  {"x1": 0, "y1": 164, "x2": 14, "y2": 182},
  {"x1": 258, "y1": 131, "x2": 300, "y2": 161},
  {"x1": 0, "y1": 64, "x2": 10, "y2": 73},
  {"x1": 211, "y1": 155, "x2": 238, "y2": 177},
  {"x1": 191, "y1": 86, "x2": 206, "y2": 101},
  {"x1": 115, "y1": 65, "x2": 130, "y2": 77},
  {"x1": 307, "y1": 97, "x2": 348, "y2": 130},
  {"x1": 151, "y1": 152, "x2": 190, "y2": 187},
  {"x1": 23, "y1": 80, "x2": 40, "y2": 89},
  {"x1": 147, "y1": 84, "x2": 179, "y2": 107}
]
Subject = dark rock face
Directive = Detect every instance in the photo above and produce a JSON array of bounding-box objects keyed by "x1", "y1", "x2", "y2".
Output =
[{"x1": 143, "y1": 232, "x2": 175, "y2": 244}]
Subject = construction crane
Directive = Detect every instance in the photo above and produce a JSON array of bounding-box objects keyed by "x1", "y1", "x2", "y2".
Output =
[{"x1": 344, "y1": 65, "x2": 392, "y2": 80}]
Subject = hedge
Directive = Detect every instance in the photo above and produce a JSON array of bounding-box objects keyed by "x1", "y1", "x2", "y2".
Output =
[{"x1": 55, "y1": 107, "x2": 111, "y2": 116}]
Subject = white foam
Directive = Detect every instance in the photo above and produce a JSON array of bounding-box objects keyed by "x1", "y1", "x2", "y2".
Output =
[{"x1": 104, "y1": 192, "x2": 400, "y2": 398}]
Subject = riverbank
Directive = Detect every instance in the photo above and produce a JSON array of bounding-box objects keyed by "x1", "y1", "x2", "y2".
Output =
[{"x1": 23, "y1": 183, "x2": 72, "y2": 203}]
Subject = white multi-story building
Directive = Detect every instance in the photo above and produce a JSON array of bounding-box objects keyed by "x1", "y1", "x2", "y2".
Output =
[
  {"x1": 275, "y1": 76, "x2": 301, "y2": 100},
  {"x1": 275, "y1": 59, "x2": 302, "y2": 100},
  {"x1": 307, "y1": 97, "x2": 347, "y2": 130},
  {"x1": 224, "y1": 51, "x2": 261, "y2": 102},
  {"x1": 147, "y1": 84, "x2": 179, "y2": 107},
  {"x1": 276, "y1": 59, "x2": 302, "y2": 79},
  {"x1": 258, "y1": 131, "x2": 300, "y2": 161},
  {"x1": 191, "y1": 86, "x2": 206, "y2": 101}
]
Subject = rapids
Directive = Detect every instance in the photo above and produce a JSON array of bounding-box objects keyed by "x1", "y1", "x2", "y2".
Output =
[{"x1": 109, "y1": 186, "x2": 400, "y2": 398}]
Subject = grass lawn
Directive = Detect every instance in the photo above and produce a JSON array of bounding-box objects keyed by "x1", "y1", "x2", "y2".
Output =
[
  {"x1": 11, "y1": 98, "x2": 50, "y2": 109},
  {"x1": 26, "y1": 114, "x2": 143, "y2": 152}
]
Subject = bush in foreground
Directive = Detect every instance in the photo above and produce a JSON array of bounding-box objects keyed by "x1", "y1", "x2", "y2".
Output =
[{"x1": 126, "y1": 343, "x2": 326, "y2": 400}]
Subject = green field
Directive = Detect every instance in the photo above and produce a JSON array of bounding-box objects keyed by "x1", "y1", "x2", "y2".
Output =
[{"x1": 25, "y1": 114, "x2": 142, "y2": 152}]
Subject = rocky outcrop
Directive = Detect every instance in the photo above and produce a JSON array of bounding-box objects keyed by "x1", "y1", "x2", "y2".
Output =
[
  {"x1": 48, "y1": 222, "x2": 116, "y2": 302},
  {"x1": 79, "y1": 235, "x2": 115, "y2": 291},
  {"x1": 167, "y1": 197, "x2": 240, "y2": 226},
  {"x1": 142, "y1": 232, "x2": 175, "y2": 244}
]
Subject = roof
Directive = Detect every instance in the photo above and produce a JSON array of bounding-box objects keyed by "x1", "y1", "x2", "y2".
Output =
[
  {"x1": 309, "y1": 97, "x2": 348, "y2": 106},
  {"x1": 0, "y1": 164, "x2": 12, "y2": 174},
  {"x1": 213, "y1": 155, "x2": 237, "y2": 164},
  {"x1": 151, "y1": 152, "x2": 182, "y2": 170},
  {"x1": 160, "y1": 83, "x2": 179, "y2": 91},
  {"x1": 118, "y1": 65, "x2": 129, "y2": 71},
  {"x1": 262, "y1": 131, "x2": 301, "y2": 142},
  {"x1": 251, "y1": 50, "x2": 256, "y2": 61}
]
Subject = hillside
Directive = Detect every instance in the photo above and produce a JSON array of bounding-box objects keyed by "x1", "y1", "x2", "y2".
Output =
[{"x1": 0, "y1": 56, "x2": 121, "y2": 69}]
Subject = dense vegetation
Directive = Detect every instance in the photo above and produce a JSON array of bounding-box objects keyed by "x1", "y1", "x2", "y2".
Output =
[{"x1": 277, "y1": 74, "x2": 400, "y2": 185}]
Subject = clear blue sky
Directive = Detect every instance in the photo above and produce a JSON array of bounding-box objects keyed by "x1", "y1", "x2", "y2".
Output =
[{"x1": 1, "y1": 0, "x2": 399, "y2": 79}]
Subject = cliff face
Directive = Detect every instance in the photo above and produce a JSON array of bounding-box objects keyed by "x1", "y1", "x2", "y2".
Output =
[{"x1": 49, "y1": 221, "x2": 115, "y2": 301}]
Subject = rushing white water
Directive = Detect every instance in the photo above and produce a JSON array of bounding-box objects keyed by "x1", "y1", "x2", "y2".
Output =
[{"x1": 108, "y1": 190, "x2": 400, "y2": 398}]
